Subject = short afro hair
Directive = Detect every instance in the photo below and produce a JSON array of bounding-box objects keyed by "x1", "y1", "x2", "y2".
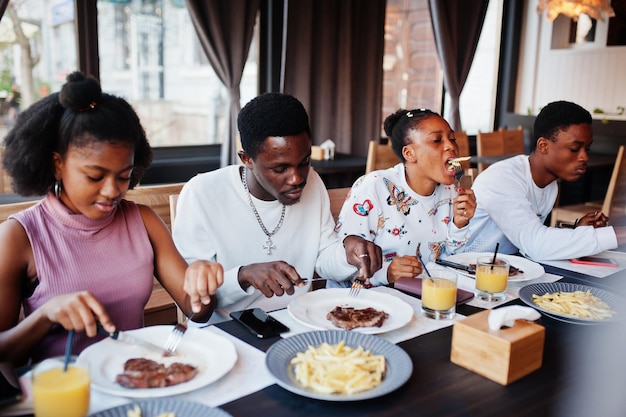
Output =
[
  {"x1": 237, "y1": 93, "x2": 311, "y2": 159},
  {"x1": 532, "y1": 101, "x2": 592, "y2": 151}
]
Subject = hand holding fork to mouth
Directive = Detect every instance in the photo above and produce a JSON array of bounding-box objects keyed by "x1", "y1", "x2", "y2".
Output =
[{"x1": 448, "y1": 157, "x2": 471, "y2": 190}]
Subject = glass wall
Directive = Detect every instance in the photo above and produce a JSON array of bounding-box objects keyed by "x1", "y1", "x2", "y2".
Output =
[
  {"x1": 0, "y1": 0, "x2": 75, "y2": 136},
  {"x1": 0, "y1": 0, "x2": 258, "y2": 148},
  {"x1": 383, "y1": 0, "x2": 501, "y2": 136}
]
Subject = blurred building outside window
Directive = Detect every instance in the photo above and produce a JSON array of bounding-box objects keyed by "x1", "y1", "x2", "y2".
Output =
[{"x1": 0, "y1": 0, "x2": 259, "y2": 148}]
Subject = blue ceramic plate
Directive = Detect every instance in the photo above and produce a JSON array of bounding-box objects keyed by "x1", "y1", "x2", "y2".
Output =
[
  {"x1": 266, "y1": 330, "x2": 412, "y2": 401},
  {"x1": 519, "y1": 282, "x2": 625, "y2": 324},
  {"x1": 89, "y1": 399, "x2": 232, "y2": 417}
]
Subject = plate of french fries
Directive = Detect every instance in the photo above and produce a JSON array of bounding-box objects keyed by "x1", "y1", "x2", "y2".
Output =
[
  {"x1": 519, "y1": 282, "x2": 625, "y2": 324},
  {"x1": 265, "y1": 330, "x2": 412, "y2": 401}
]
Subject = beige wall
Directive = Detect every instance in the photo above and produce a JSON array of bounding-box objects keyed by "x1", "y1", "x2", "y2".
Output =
[{"x1": 517, "y1": 0, "x2": 626, "y2": 120}]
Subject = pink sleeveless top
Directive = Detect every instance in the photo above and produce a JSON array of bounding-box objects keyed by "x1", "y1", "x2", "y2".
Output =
[{"x1": 12, "y1": 194, "x2": 154, "y2": 363}]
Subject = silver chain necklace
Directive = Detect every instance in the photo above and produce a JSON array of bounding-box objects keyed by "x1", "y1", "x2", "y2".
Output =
[{"x1": 241, "y1": 168, "x2": 286, "y2": 255}]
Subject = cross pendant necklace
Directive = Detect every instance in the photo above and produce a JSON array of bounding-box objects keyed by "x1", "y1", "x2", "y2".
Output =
[
  {"x1": 242, "y1": 168, "x2": 286, "y2": 255},
  {"x1": 263, "y1": 239, "x2": 276, "y2": 255}
]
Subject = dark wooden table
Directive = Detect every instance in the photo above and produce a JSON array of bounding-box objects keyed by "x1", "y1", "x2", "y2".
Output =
[
  {"x1": 217, "y1": 265, "x2": 626, "y2": 417},
  {"x1": 311, "y1": 153, "x2": 366, "y2": 189}
]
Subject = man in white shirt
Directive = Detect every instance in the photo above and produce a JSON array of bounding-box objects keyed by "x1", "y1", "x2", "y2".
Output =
[
  {"x1": 173, "y1": 93, "x2": 381, "y2": 322},
  {"x1": 465, "y1": 100, "x2": 622, "y2": 261}
]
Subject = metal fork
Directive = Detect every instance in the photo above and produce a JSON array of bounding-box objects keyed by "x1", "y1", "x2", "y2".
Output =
[
  {"x1": 349, "y1": 277, "x2": 364, "y2": 298},
  {"x1": 163, "y1": 312, "x2": 194, "y2": 354},
  {"x1": 453, "y1": 164, "x2": 464, "y2": 190},
  {"x1": 416, "y1": 242, "x2": 432, "y2": 277}
]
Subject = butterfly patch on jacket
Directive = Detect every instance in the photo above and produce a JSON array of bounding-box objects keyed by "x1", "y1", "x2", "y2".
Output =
[{"x1": 384, "y1": 178, "x2": 417, "y2": 215}]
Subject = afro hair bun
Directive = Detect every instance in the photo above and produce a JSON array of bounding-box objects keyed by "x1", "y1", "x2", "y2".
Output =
[{"x1": 58, "y1": 71, "x2": 102, "y2": 111}]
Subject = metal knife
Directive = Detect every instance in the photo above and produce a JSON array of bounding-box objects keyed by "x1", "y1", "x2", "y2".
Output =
[
  {"x1": 97, "y1": 324, "x2": 169, "y2": 355},
  {"x1": 435, "y1": 258, "x2": 476, "y2": 274}
]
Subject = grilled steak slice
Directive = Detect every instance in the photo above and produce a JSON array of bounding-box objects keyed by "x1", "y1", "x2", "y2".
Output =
[
  {"x1": 165, "y1": 362, "x2": 199, "y2": 386},
  {"x1": 326, "y1": 306, "x2": 389, "y2": 330},
  {"x1": 115, "y1": 358, "x2": 198, "y2": 389}
]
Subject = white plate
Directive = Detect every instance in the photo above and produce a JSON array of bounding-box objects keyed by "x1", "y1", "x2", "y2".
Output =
[
  {"x1": 266, "y1": 330, "x2": 412, "y2": 401},
  {"x1": 89, "y1": 399, "x2": 232, "y2": 417},
  {"x1": 442, "y1": 252, "x2": 545, "y2": 282},
  {"x1": 77, "y1": 326, "x2": 237, "y2": 398},
  {"x1": 519, "y1": 282, "x2": 625, "y2": 324},
  {"x1": 287, "y1": 288, "x2": 413, "y2": 334}
]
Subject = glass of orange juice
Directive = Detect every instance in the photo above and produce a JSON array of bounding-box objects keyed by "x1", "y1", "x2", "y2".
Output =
[
  {"x1": 421, "y1": 268, "x2": 458, "y2": 320},
  {"x1": 475, "y1": 256, "x2": 509, "y2": 302},
  {"x1": 32, "y1": 356, "x2": 90, "y2": 417}
]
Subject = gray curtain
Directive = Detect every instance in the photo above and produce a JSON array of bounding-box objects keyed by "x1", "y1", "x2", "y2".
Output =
[
  {"x1": 282, "y1": 0, "x2": 386, "y2": 157},
  {"x1": 0, "y1": 0, "x2": 8, "y2": 19},
  {"x1": 185, "y1": 0, "x2": 261, "y2": 167},
  {"x1": 428, "y1": 0, "x2": 488, "y2": 131}
]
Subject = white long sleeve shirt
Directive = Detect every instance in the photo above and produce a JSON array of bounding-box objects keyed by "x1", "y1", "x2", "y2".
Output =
[
  {"x1": 465, "y1": 155, "x2": 617, "y2": 260},
  {"x1": 172, "y1": 166, "x2": 355, "y2": 322},
  {"x1": 334, "y1": 163, "x2": 470, "y2": 286}
]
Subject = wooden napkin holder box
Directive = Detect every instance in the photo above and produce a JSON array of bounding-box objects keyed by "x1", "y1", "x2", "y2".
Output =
[
  {"x1": 311, "y1": 146, "x2": 325, "y2": 160},
  {"x1": 450, "y1": 310, "x2": 545, "y2": 385}
]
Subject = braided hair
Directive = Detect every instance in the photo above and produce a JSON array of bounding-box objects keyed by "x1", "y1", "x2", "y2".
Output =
[{"x1": 2, "y1": 71, "x2": 152, "y2": 196}]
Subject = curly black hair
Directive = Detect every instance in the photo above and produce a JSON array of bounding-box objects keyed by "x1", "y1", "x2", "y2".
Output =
[
  {"x1": 532, "y1": 101, "x2": 592, "y2": 151},
  {"x1": 237, "y1": 92, "x2": 311, "y2": 159},
  {"x1": 383, "y1": 108, "x2": 440, "y2": 162},
  {"x1": 2, "y1": 71, "x2": 152, "y2": 196}
]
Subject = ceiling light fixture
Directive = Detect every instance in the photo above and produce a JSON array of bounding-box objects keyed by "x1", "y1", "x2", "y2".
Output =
[{"x1": 537, "y1": 0, "x2": 616, "y2": 21}]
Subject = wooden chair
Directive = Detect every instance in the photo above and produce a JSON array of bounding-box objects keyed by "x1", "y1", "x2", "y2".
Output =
[
  {"x1": 327, "y1": 187, "x2": 351, "y2": 222},
  {"x1": 125, "y1": 183, "x2": 185, "y2": 230},
  {"x1": 476, "y1": 126, "x2": 524, "y2": 173},
  {"x1": 125, "y1": 183, "x2": 186, "y2": 325},
  {"x1": 169, "y1": 193, "x2": 179, "y2": 227},
  {"x1": 550, "y1": 146, "x2": 625, "y2": 227},
  {"x1": 454, "y1": 131, "x2": 477, "y2": 184},
  {"x1": 500, "y1": 126, "x2": 525, "y2": 154},
  {"x1": 476, "y1": 130, "x2": 504, "y2": 173},
  {"x1": 0, "y1": 199, "x2": 41, "y2": 223},
  {"x1": 365, "y1": 138, "x2": 401, "y2": 174},
  {"x1": 455, "y1": 131, "x2": 471, "y2": 168}
]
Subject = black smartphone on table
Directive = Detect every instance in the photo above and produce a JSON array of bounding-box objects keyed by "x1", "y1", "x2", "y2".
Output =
[
  {"x1": 0, "y1": 362, "x2": 23, "y2": 408},
  {"x1": 230, "y1": 308, "x2": 290, "y2": 338}
]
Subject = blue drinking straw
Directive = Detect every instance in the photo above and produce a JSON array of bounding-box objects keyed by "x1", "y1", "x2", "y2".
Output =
[{"x1": 63, "y1": 330, "x2": 74, "y2": 372}]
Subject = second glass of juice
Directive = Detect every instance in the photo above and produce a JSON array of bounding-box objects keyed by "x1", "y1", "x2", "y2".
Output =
[
  {"x1": 421, "y1": 268, "x2": 458, "y2": 320},
  {"x1": 475, "y1": 255, "x2": 509, "y2": 302}
]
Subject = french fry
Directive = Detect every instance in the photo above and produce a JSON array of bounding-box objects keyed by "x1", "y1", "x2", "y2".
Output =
[
  {"x1": 290, "y1": 341, "x2": 386, "y2": 395},
  {"x1": 532, "y1": 290, "x2": 615, "y2": 320},
  {"x1": 126, "y1": 405, "x2": 176, "y2": 417}
]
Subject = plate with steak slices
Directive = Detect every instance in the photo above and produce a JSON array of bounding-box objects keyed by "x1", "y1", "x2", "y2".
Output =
[
  {"x1": 77, "y1": 326, "x2": 237, "y2": 398},
  {"x1": 441, "y1": 252, "x2": 545, "y2": 282},
  {"x1": 288, "y1": 288, "x2": 413, "y2": 334}
]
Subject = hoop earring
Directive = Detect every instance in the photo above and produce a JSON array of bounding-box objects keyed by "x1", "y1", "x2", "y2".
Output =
[{"x1": 54, "y1": 180, "x2": 62, "y2": 199}]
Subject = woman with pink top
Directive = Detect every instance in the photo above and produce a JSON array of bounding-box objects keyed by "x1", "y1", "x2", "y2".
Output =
[{"x1": 0, "y1": 72, "x2": 223, "y2": 366}]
